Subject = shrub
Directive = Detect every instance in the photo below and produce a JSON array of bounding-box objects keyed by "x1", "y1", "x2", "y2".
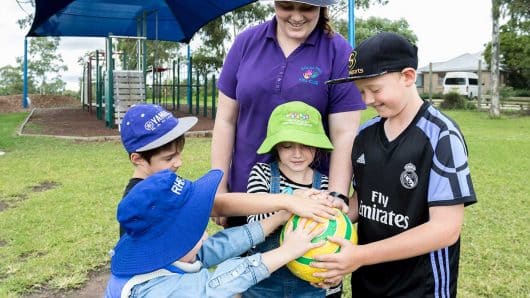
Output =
[
  {"x1": 500, "y1": 87, "x2": 516, "y2": 101},
  {"x1": 419, "y1": 92, "x2": 443, "y2": 100},
  {"x1": 440, "y1": 92, "x2": 466, "y2": 109},
  {"x1": 514, "y1": 89, "x2": 530, "y2": 97}
]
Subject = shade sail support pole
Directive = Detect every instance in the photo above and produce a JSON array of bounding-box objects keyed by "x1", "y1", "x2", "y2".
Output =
[
  {"x1": 23, "y1": 37, "x2": 29, "y2": 108},
  {"x1": 348, "y1": 0, "x2": 355, "y2": 48}
]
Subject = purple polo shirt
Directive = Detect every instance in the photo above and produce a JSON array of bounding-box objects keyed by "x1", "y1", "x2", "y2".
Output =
[{"x1": 218, "y1": 17, "x2": 365, "y2": 193}]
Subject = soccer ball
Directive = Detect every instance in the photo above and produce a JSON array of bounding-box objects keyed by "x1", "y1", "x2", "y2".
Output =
[{"x1": 279, "y1": 209, "x2": 357, "y2": 283}]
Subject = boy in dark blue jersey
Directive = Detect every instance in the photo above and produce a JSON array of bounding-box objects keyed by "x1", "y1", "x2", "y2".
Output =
[{"x1": 313, "y1": 32, "x2": 477, "y2": 297}]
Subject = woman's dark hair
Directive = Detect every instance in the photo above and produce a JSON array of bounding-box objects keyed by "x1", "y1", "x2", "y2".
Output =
[
  {"x1": 133, "y1": 135, "x2": 186, "y2": 163},
  {"x1": 318, "y1": 7, "x2": 335, "y2": 37}
]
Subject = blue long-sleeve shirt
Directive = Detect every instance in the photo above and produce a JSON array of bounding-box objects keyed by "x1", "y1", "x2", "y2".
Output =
[{"x1": 105, "y1": 221, "x2": 271, "y2": 298}]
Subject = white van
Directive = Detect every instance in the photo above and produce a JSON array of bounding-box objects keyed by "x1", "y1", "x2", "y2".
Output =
[{"x1": 442, "y1": 72, "x2": 479, "y2": 99}]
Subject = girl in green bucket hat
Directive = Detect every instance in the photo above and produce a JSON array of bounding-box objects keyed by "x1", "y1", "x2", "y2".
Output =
[{"x1": 245, "y1": 101, "x2": 340, "y2": 297}]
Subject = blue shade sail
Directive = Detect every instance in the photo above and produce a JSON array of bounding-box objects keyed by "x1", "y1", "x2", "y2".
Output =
[{"x1": 27, "y1": 0, "x2": 257, "y2": 43}]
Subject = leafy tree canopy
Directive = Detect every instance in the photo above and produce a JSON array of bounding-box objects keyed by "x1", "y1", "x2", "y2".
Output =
[{"x1": 485, "y1": 0, "x2": 529, "y2": 88}]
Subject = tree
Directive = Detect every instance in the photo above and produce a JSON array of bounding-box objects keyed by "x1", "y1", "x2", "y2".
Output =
[
  {"x1": 192, "y1": 2, "x2": 274, "y2": 74},
  {"x1": 14, "y1": 0, "x2": 69, "y2": 94},
  {"x1": 334, "y1": 17, "x2": 417, "y2": 46},
  {"x1": 490, "y1": 0, "x2": 502, "y2": 117},
  {"x1": 488, "y1": 0, "x2": 529, "y2": 118},
  {"x1": 116, "y1": 40, "x2": 181, "y2": 71},
  {"x1": 484, "y1": 25, "x2": 530, "y2": 89},
  {"x1": 329, "y1": 0, "x2": 389, "y2": 16},
  {"x1": 0, "y1": 65, "x2": 36, "y2": 95},
  {"x1": 15, "y1": 37, "x2": 68, "y2": 94}
]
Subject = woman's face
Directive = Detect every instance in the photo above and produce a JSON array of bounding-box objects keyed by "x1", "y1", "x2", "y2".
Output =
[{"x1": 274, "y1": 1, "x2": 320, "y2": 43}]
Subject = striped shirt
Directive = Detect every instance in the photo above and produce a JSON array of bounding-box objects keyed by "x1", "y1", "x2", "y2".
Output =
[{"x1": 246, "y1": 162, "x2": 328, "y2": 223}]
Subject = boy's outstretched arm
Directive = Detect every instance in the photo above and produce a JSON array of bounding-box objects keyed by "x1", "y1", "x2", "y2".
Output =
[
  {"x1": 212, "y1": 189, "x2": 338, "y2": 222},
  {"x1": 311, "y1": 204, "x2": 464, "y2": 284},
  {"x1": 261, "y1": 218, "x2": 325, "y2": 273}
]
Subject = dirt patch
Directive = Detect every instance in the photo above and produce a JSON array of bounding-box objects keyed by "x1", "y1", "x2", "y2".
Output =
[
  {"x1": 10, "y1": 193, "x2": 29, "y2": 202},
  {"x1": 0, "y1": 201, "x2": 8, "y2": 212},
  {"x1": 24, "y1": 269, "x2": 109, "y2": 298},
  {"x1": 19, "y1": 251, "x2": 47, "y2": 262},
  {"x1": 0, "y1": 95, "x2": 80, "y2": 114},
  {"x1": 29, "y1": 181, "x2": 61, "y2": 193}
]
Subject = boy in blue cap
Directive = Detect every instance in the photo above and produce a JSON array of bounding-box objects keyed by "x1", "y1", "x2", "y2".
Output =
[
  {"x1": 313, "y1": 32, "x2": 477, "y2": 297},
  {"x1": 105, "y1": 169, "x2": 325, "y2": 297},
  {"x1": 118, "y1": 104, "x2": 343, "y2": 237}
]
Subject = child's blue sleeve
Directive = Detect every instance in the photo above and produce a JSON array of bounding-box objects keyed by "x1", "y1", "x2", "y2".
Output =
[
  {"x1": 198, "y1": 221, "x2": 265, "y2": 268},
  {"x1": 204, "y1": 253, "x2": 270, "y2": 297}
]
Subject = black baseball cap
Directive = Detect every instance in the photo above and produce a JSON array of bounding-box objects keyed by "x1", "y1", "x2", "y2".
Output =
[{"x1": 326, "y1": 32, "x2": 418, "y2": 84}]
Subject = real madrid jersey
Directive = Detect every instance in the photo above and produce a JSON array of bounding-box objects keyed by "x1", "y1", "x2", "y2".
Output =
[{"x1": 350, "y1": 102, "x2": 476, "y2": 298}]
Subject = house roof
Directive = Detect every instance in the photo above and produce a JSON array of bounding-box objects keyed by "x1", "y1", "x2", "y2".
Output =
[{"x1": 418, "y1": 52, "x2": 488, "y2": 73}]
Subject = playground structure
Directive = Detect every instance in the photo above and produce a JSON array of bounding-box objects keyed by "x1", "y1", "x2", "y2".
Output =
[{"x1": 80, "y1": 36, "x2": 218, "y2": 129}]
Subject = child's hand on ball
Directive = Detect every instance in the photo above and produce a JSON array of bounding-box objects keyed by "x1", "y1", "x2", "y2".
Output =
[{"x1": 281, "y1": 218, "x2": 324, "y2": 259}]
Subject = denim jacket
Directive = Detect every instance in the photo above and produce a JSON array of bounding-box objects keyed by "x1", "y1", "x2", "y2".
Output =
[{"x1": 105, "y1": 221, "x2": 271, "y2": 298}]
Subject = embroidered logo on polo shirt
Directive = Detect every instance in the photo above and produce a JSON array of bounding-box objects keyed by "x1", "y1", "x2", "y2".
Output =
[
  {"x1": 400, "y1": 163, "x2": 418, "y2": 189},
  {"x1": 299, "y1": 66, "x2": 321, "y2": 86}
]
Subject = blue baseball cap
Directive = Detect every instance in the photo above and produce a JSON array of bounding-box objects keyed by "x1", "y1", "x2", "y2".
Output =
[
  {"x1": 326, "y1": 32, "x2": 418, "y2": 84},
  {"x1": 110, "y1": 169, "x2": 223, "y2": 275},
  {"x1": 120, "y1": 104, "x2": 198, "y2": 154}
]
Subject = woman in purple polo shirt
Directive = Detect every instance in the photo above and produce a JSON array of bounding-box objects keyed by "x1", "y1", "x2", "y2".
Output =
[
  {"x1": 212, "y1": 0, "x2": 365, "y2": 223},
  {"x1": 212, "y1": 1, "x2": 364, "y2": 296}
]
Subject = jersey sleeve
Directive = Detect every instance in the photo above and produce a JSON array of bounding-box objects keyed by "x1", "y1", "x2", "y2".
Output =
[{"x1": 428, "y1": 127, "x2": 477, "y2": 207}]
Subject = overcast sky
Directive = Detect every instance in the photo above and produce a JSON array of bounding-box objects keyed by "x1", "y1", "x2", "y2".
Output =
[{"x1": 1, "y1": 0, "x2": 492, "y2": 91}]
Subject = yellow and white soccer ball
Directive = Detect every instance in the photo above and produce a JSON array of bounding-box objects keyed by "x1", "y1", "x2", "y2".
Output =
[{"x1": 280, "y1": 208, "x2": 357, "y2": 283}]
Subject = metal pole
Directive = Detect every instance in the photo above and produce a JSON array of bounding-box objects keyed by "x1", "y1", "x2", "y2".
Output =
[
  {"x1": 143, "y1": 12, "x2": 147, "y2": 102},
  {"x1": 212, "y1": 75, "x2": 216, "y2": 119},
  {"x1": 105, "y1": 35, "x2": 115, "y2": 128},
  {"x1": 477, "y1": 60, "x2": 482, "y2": 110},
  {"x1": 195, "y1": 69, "x2": 200, "y2": 115},
  {"x1": 23, "y1": 37, "x2": 28, "y2": 108},
  {"x1": 152, "y1": 67, "x2": 156, "y2": 104},
  {"x1": 96, "y1": 50, "x2": 102, "y2": 120},
  {"x1": 177, "y1": 58, "x2": 181, "y2": 110},
  {"x1": 348, "y1": 0, "x2": 356, "y2": 47},
  {"x1": 172, "y1": 60, "x2": 176, "y2": 110},
  {"x1": 82, "y1": 64, "x2": 86, "y2": 111},
  {"x1": 429, "y1": 62, "x2": 433, "y2": 103},
  {"x1": 187, "y1": 45, "x2": 192, "y2": 113},
  {"x1": 203, "y1": 74, "x2": 208, "y2": 117}
]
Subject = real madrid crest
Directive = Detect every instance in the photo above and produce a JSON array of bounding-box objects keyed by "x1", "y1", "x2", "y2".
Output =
[{"x1": 400, "y1": 163, "x2": 418, "y2": 189}]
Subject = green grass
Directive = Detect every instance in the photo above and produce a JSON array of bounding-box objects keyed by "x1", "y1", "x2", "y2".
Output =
[{"x1": 0, "y1": 110, "x2": 529, "y2": 297}]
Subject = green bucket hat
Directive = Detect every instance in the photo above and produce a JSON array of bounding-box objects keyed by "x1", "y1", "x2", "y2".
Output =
[{"x1": 257, "y1": 101, "x2": 334, "y2": 154}]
